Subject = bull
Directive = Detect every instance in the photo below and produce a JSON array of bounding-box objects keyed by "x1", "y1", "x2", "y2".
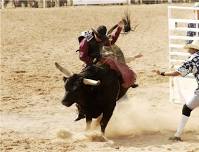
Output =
[{"x1": 55, "y1": 60, "x2": 129, "y2": 135}]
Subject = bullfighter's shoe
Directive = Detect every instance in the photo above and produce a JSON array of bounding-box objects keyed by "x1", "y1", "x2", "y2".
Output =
[{"x1": 169, "y1": 136, "x2": 183, "y2": 142}]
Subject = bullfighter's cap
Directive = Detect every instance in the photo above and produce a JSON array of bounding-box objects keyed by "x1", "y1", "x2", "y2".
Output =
[{"x1": 184, "y1": 40, "x2": 199, "y2": 51}]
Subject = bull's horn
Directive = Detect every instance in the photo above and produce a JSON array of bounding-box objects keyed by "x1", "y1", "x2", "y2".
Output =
[
  {"x1": 55, "y1": 62, "x2": 73, "y2": 76},
  {"x1": 83, "y1": 78, "x2": 100, "y2": 86}
]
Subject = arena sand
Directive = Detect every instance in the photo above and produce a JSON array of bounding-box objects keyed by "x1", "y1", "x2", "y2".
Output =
[{"x1": 1, "y1": 4, "x2": 199, "y2": 152}]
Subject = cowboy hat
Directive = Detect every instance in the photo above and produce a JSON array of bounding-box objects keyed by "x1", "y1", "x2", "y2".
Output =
[
  {"x1": 184, "y1": 40, "x2": 199, "y2": 51},
  {"x1": 92, "y1": 25, "x2": 108, "y2": 41}
]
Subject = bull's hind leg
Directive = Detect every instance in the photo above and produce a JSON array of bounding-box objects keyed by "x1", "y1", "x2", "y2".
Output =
[
  {"x1": 93, "y1": 114, "x2": 103, "y2": 128},
  {"x1": 100, "y1": 105, "x2": 115, "y2": 135},
  {"x1": 86, "y1": 117, "x2": 92, "y2": 131}
]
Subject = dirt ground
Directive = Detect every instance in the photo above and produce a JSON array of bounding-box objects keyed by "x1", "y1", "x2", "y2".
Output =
[{"x1": 1, "y1": 4, "x2": 199, "y2": 152}]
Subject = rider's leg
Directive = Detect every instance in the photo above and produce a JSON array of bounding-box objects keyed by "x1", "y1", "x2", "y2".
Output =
[{"x1": 174, "y1": 104, "x2": 191, "y2": 138}]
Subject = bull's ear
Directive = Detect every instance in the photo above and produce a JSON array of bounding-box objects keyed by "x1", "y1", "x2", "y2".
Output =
[{"x1": 63, "y1": 76, "x2": 68, "y2": 82}]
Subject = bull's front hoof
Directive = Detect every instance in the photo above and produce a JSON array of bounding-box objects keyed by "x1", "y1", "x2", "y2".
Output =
[
  {"x1": 169, "y1": 136, "x2": 183, "y2": 142},
  {"x1": 62, "y1": 100, "x2": 71, "y2": 107},
  {"x1": 131, "y1": 84, "x2": 139, "y2": 88},
  {"x1": 85, "y1": 131, "x2": 108, "y2": 142}
]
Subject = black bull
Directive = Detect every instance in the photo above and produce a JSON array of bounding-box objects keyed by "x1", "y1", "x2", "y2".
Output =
[{"x1": 55, "y1": 62, "x2": 129, "y2": 134}]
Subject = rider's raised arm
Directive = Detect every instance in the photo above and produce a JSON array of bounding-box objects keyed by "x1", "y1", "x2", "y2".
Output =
[
  {"x1": 104, "y1": 21, "x2": 123, "y2": 46},
  {"x1": 109, "y1": 25, "x2": 122, "y2": 45}
]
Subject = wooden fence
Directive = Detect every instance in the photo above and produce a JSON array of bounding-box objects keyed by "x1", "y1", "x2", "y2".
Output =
[
  {"x1": 168, "y1": 6, "x2": 199, "y2": 104},
  {"x1": 0, "y1": 0, "x2": 198, "y2": 8}
]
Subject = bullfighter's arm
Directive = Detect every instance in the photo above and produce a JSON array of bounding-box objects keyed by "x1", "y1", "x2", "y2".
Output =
[
  {"x1": 154, "y1": 58, "x2": 193, "y2": 77},
  {"x1": 154, "y1": 70, "x2": 181, "y2": 77}
]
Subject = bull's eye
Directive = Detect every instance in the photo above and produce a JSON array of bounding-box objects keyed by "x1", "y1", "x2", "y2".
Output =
[{"x1": 65, "y1": 77, "x2": 81, "y2": 92}]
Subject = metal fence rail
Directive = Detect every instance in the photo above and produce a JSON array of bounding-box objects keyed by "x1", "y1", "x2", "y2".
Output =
[{"x1": 168, "y1": 6, "x2": 199, "y2": 104}]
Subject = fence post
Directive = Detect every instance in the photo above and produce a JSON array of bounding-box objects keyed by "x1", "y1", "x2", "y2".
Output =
[
  {"x1": 2, "y1": 0, "x2": 4, "y2": 9},
  {"x1": 195, "y1": 9, "x2": 199, "y2": 37},
  {"x1": 57, "y1": 0, "x2": 60, "y2": 7},
  {"x1": 168, "y1": 6, "x2": 199, "y2": 103},
  {"x1": 43, "y1": 0, "x2": 46, "y2": 8},
  {"x1": 127, "y1": 0, "x2": 131, "y2": 5}
]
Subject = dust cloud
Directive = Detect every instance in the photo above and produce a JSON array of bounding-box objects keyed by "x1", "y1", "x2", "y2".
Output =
[{"x1": 106, "y1": 97, "x2": 178, "y2": 137}]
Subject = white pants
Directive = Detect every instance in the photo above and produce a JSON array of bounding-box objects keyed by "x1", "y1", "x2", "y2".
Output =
[{"x1": 187, "y1": 90, "x2": 199, "y2": 110}]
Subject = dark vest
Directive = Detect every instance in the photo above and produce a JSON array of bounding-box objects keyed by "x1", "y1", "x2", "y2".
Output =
[
  {"x1": 87, "y1": 34, "x2": 103, "y2": 59},
  {"x1": 78, "y1": 31, "x2": 103, "y2": 60}
]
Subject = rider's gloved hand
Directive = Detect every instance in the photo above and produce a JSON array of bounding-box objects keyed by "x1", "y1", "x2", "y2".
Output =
[
  {"x1": 92, "y1": 58, "x2": 98, "y2": 64},
  {"x1": 92, "y1": 53, "x2": 101, "y2": 64}
]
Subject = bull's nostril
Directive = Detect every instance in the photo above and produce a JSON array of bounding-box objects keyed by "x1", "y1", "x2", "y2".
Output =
[{"x1": 62, "y1": 99, "x2": 71, "y2": 107}]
